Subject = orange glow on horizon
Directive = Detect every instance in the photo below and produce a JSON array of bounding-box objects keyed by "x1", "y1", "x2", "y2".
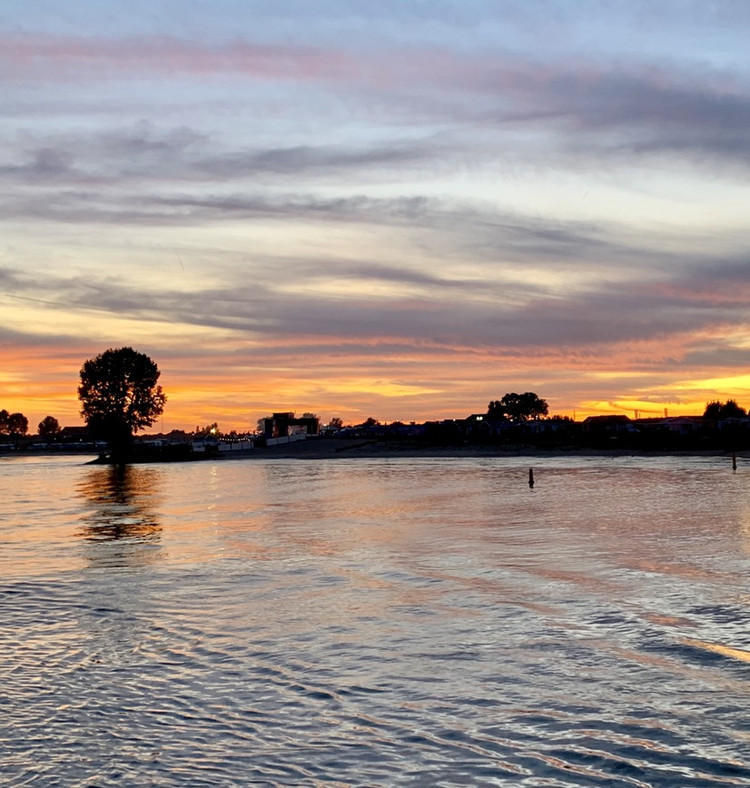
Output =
[
  {"x1": 2, "y1": 319, "x2": 750, "y2": 434},
  {"x1": 4, "y1": 341, "x2": 750, "y2": 435}
]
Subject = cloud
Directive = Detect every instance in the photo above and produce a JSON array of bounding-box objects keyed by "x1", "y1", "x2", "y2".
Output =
[
  {"x1": 5, "y1": 32, "x2": 750, "y2": 235},
  {"x1": 0, "y1": 147, "x2": 77, "y2": 182},
  {"x1": 3, "y1": 10, "x2": 750, "y2": 425},
  {"x1": 0, "y1": 121, "x2": 440, "y2": 194},
  {"x1": 3, "y1": 229, "x2": 748, "y2": 359},
  {"x1": 1, "y1": 34, "x2": 355, "y2": 84},
  {"x1": 192, "y1": 144, "x2": 434, "y2": 178},
  {"x1": 6, "y1": 33, "x2": 750, "y2": 171},
  {"x1": 552, "y1": 72, "x2": 750, "y2": 168},
  {"x1": 0, "y1": 155, "x2": 666, "y2": 265}
]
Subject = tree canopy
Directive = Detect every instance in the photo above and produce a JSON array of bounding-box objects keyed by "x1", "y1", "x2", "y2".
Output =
[
  {"x1": 487, "y1": 392, "x2": 549, "y2": 423},
  {"x1": 78, "y1": 347, "x2": 166, "y2": 459},
  {"x1": 703, "y1": 399, "x2": 747, "y2": 419},
  {"x1": 0, "y1": 409, "x2": 28, "y2": 436},
  {"x1": 37, "y1": 415, "x2": 61, "y2": 438}
]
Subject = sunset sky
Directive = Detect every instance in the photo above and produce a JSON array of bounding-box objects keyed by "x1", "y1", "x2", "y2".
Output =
[{"x1": 3, "y1": 1, "x2": 750, "y2": 432}]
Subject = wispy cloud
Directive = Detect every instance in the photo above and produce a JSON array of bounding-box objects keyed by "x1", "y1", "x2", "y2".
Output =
[
  {"x1": 3, "y1": 5, "x2": 750, "y2": 427},
  {"x1": 3, "y1": 224, "x2": 748, "y2": 355}
]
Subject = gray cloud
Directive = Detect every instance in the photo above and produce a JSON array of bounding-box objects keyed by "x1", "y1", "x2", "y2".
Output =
[
  {"x1": 561, "y1": 74, "x2": 750, "y2": 167},
  {"x1": 0, "y1": 122, "x2": 442, "y2": 198},
  {"x1": 5, "y1": 37, "x2": 750, "y2": 190},
  {"x1": 192, "y1": 143, "x2": 434, "y2": 178},
  {"x1": 4, "y1": 234, "x2": 748, "y2": 359},
  {"x1": 0, "y1": 181, "x2": 679, "y2": 279},
  {"x1": 0, "y1": 147, "x2": 77, "y2": 182}
]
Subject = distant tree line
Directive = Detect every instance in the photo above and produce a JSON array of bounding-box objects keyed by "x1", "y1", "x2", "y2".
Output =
[
  {"x1": 6, "y1": 346, "x2": 750, "y2": 460},
  {"x1": 0, "y1": 410, "x2": 64, "y2": 439},
  {"x1": 703, "y1": 399, "x2": 746, "y2": 419},
  {"x1": 0, "y1": 409, "x2": 28, "y2": 437}
]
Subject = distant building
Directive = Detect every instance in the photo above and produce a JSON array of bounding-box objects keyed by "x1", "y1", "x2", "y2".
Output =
[
  {"x1": 656, "y1": 416, "x2": 703, "y2": 435},
  {"x1": 59, "y1": 426, "x2": 92, "y2": 443},
  {"x1": 464, "y1": 413, "x2": 508, "y2": 439},
  {"x1": 263, "y1": 412, "x2": 319, "y2": 439},
  {"x1": 166, "y1": 429, "x2": 191, "y2": 444},
  {"x1": 581, "y1": 415, "x2": 634, "y2": 433}
]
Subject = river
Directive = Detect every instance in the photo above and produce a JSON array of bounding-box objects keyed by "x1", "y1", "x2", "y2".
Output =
[{"x1": 2, "y1": 453, "x2": 749, "y2": 786}]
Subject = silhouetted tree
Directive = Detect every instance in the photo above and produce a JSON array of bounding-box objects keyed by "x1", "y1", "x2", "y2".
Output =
[
  {"x1": 721, "y1": 399, "x2": 746, "y2": 418},
  {"x1": 38, "y1": 415, "x2": 61, "y2": 438},
  {"x1": 487, "y1": 392, "x2": 548, "y2": 423},
  {"x1": 703, "y1": 399, "x2": 747, "y2": 419},
  {"x1": 78, "y1": 347, "x2": 166, "y2": 462},
  {"x1": 7, "y1": 412, "x2": 28, "y2": 436},
  {"x1": 0, "y1": 410, "x2": 28, "y2": 448},
  {"x1": 328, "y1": 417, "x2": 343, "y2": 430},
  {"x1": 704, "y1": 401, "x2": 722, "y2": 419}
]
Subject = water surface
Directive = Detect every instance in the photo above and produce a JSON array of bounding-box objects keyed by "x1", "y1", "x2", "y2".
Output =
[{"x1": 2, "y1": 453, "x2": 750, "y2": 786}]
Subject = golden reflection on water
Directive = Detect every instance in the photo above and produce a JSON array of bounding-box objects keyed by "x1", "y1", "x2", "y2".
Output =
[
  {"x1": 681, "y1": 636, "x2": 750, "y2": 664},
  {"x1": 247, "y1": 461, "x2": 415, "y2": 558}
]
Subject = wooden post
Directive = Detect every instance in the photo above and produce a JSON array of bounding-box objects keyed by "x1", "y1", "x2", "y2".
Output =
[
  {"x1": 733, "y1": 453, "x2": 737, "y2": 471},
  {"x1": 528, "y1": 467, "x2": 534, "y2": 488}
]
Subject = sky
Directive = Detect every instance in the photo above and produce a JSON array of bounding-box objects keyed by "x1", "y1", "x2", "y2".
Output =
[{"x1": 3, "y1": 1, "x2": 750, "y2": 433}]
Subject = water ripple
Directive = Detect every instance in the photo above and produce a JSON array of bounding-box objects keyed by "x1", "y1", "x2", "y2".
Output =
[{"x1": 2, "y1": 456, "x2": 750, "y2": 785}]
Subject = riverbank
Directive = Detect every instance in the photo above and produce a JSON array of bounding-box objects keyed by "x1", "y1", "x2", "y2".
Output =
[
  {"x1": 6, "y1": 437, "x2": 745, "y2": 464},
  {"x1": 217, "y1": 437, "x2": 742, "y2": 461}
]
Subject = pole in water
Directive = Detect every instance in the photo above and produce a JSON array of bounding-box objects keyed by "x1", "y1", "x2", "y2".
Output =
[
  {"x1": 528, "y1": 468, "x2": 534, "y2": 488},
  {"x1": 733, "y1": 453, "x2": 737, "y2": 471}
]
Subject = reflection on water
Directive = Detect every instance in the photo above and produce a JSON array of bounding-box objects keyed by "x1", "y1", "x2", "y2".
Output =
[
  {"x1": 2, "y1": 454, "x2": 750, "y2": 786},
  {"x1": 77, "y1": 464, "x2": 162, "y2": 567}
]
